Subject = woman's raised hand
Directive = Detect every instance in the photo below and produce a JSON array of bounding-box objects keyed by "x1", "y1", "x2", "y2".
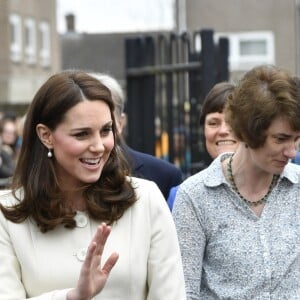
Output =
[{"x1": 67, "y1": 223, "x2": 119, "y2": 300}]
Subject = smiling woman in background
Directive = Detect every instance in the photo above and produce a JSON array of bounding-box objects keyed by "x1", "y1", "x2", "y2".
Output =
[
  {"x1": 201, "y1": 82, "x2": 238, "y2": 159},
  {"x1": 167, "y1": 82, "x2": 238, "y2": 210}
]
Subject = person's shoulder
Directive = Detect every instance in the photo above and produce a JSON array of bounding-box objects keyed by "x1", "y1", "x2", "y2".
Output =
[
  {"x1": 178, "y1": 160, "x2": 222, "y2": 196},
  {"x1": 183, "y1": 163, "x2": 212, "y2": 183},
  {"x1": 127, "y1": 176, "x2": 167, "y2": 207},
  {"x1": 0, "y1": 190, "x2": 15, "y2": 206},
  {"x1": 0, "y1": 190, "x2": 16, "y2": 224},
  {"x1": 129, "y1": 148, "x2": 164, "y2": 163},
  {"x1": 128, "y1": 175, "x2": 157, "y2": 187},
  {"x1": 132, "y1": 149, "x2": 180, "y2": 171},
  {"x1": 125, "y1": 147, "x2": 183, "y2": 196},
  {"x1": 283, "y1": 162, "x2": 300, "y2": 184},
  {"x1": 180, "y1": 170, "x2": 206, "y2": 189},
  {"x1": 128, "y1": 176, "x2": 165, "y2": 196}
]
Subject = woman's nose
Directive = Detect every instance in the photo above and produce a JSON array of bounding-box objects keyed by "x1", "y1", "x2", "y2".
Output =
[
  {"x1": 89, "y1": 135, "x2": 104, "y2": 152},
  {"x1": 284, "y1": 143, "x2": 297, "y2": 159},
  {"x1": 218, "y1": 122, "x2": 231, "y2": 135}
]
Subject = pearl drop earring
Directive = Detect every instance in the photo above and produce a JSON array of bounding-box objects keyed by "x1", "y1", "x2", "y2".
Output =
[{"x1": 47, "y1": 149, "x2": 52, "y2": 158}]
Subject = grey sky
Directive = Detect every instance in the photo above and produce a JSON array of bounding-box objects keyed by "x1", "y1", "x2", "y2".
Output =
[{"x1": 57, "y1": 0, "x2": 175, "y2": 33}]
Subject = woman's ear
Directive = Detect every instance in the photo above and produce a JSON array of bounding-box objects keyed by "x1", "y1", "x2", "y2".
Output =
[{"x1": 36, "y1": 123, "x2": 53, "y2": 148}]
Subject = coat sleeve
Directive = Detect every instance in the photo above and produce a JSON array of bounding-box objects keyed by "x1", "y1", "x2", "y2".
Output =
[
  {"x1": 0, "y1": 205, "x2": 72, "y2": 300},
  {"x1": 145, "y1": 181, "x2": 187, "y2": 300}
]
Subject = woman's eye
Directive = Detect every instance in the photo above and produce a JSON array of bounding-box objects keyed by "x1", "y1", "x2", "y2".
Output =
[
  {"x1": 74, "y1": 131, "x2": 88, "y2": 138},
  {"x1": 101, "y1": 126, "x2": 113, "y2": 136},
  {"x1": 275, "y1": 136, "x2": 286, "y2": 143},
  {"x1": 206, "y1": 121, "x2": 219, "y2": 128}
]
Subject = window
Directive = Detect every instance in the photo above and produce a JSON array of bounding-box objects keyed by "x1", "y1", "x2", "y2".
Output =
[
  {"x1": 9, "y1": 14, "x2": 22, "y2": 62},
  {"x1": 39, "y1": 21, "x2": 51, "y2": 67},
  {"x1": 24, "y1": 18, "x2": 36, "y2": 65},
  {"x1": 215, "y1": 31, "x2": 275, "y2": 71},
  {"x1": 240, "y1": 40, "x2": 266, "y2": 56}
]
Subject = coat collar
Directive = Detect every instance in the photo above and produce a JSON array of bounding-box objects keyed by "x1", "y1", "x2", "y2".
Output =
[{"x1": 204, "y1": 152, "x2": 300, "y2": 188}]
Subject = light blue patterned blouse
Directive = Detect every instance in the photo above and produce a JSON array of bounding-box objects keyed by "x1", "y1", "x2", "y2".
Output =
[{"x1": 172, "y1": 152, "x2": 300, "y2": 300}]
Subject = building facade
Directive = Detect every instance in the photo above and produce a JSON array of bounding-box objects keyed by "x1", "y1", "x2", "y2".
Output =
[
  {"x1": 176, "y1": 0, "x2": 300, "y2": 80},
  {"x1": 0, "y1": 0, "x2": 60, "y2": 111}
]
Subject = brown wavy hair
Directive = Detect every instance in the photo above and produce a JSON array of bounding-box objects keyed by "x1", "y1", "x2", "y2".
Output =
[
  {"x1": 225, "y1": 65, "x2": 300, "y2": 149},
  {"x1": 0, "y1": 70, "x2": 137, "y2": 232}
]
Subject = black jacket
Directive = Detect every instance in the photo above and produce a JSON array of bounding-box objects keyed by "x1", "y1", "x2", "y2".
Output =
[{"x1": 124, "y1": 146, "x2": 183, "y2": 199}]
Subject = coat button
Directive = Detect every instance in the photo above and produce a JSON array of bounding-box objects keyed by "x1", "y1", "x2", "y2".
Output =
[
  {"x1": 74, "y1": 213, "x2": 88, "y2": 228},
  {"x1": 76, "y1": 248, "x2": 87, "y2": 261}
]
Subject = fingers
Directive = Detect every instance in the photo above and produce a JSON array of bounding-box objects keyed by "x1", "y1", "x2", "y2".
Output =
[
  {"x1": 74, "y1": 223, "x2": 118, "y2": 299},
  {"x1": 84, "y1": 223, "x2": 113, "y2": 270},
  {"x1": 84, "y1": 241, "x2": 97, "y2": 271},
  {"x1": 101, "y1": 252, "x2": 119, "y2": 275},
  {"x1": 93, "y1": 223, "x2": 111, "y2": 256},
  {"x1": 84, "y1": 223, "x2": 111, "y2": 267}
]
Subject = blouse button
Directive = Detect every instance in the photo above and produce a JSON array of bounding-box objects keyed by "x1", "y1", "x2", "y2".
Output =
[
  {"x1": 74, "y1": 213, "x2": 88, "y2": 228},
  {"x1": 76, "y1": 248, "x2": 87, "y2": 261}
]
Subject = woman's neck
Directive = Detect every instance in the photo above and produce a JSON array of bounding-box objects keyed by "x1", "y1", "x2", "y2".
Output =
[{"x1": 63, "y1": 190, "x2": 86, "y2": 211}]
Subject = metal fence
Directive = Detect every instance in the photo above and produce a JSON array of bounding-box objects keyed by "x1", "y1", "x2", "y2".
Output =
[{"x1": 125, "y1": 28, "x2": 229, "y2": 177}]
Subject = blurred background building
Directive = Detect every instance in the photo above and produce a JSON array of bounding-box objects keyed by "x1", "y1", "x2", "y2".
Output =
[
  {"x1": 1, "y1": 0, "x2": 300, "y2": 110},
  {"x1": 60, "y1": 0, "x2": 300, "y2": 115},
  {"x1": 60, "y1": 13, "x2": 169, "y2": 90},
  {"x1": 177, "y1": 0, "x2": 300, "y2": 81},
  {"x1": 0, "y1": 0, "x2": 60, "y2": 114}
]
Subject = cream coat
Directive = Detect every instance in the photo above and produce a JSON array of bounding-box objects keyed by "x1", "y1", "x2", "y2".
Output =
[{"x1": 0, "y1": 177, "x2": 186, "y2": 300}]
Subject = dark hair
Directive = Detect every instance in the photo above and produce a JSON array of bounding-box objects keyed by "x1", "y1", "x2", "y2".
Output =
[
  {"x1": 225, "y1": 65, "x2": 300, "y2": 148},
  {"x1": 199, "y1": 82, "x2": 235, "y2": 125},
  {"x1": 1, "y1": 70, "x2": 136, "y2": 232}
]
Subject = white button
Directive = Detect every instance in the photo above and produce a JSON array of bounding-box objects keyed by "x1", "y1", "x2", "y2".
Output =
[
  {"x1": 74, "y1": 213, "x2": 88, "y2": 228},
  {"x1": 76, "y1": 248, "x2": 87, "y2": 261}
]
